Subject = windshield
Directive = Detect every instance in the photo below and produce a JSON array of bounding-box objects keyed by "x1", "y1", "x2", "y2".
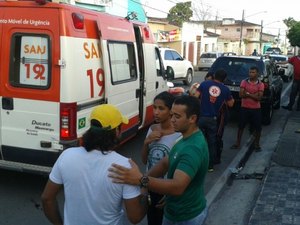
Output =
[
  {"x1": 270, "y1": 56, "x2": 287, "y2": 62},
  {"x1": 209, "y1": 57, "x2": 265, "y2": 84},
  {"x1": 201, "y1": 53, "x2": 217, "y2": 58}
]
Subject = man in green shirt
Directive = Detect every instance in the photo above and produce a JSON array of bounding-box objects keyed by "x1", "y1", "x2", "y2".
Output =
[{"x1": 109, "y1": 95, "x2": 209, "y2": 225}]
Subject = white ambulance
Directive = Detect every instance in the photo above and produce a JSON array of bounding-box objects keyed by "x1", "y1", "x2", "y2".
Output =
[{"x1": 0, "y1": 0, "x2": 172, "y2": 173}]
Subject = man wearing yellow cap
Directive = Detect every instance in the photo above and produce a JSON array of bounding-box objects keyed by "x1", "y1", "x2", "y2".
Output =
[{"x1": 41, "y1": 104, "x2": 147, "y2": 225}]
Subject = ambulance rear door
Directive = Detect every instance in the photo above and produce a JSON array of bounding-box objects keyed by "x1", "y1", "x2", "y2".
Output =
[{"x1": 0, "y1": 7, "x2": 61, "y2": 170}]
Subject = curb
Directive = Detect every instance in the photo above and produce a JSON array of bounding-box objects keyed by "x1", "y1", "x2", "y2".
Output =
[{"x1": 205, "y1": 136, "x2": 255, "y2": 207}]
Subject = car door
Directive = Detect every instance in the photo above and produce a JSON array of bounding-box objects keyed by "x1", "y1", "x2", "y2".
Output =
[
  {"x1": 170, "y1": 50, "x2": 185, "y2": 78},
  {"x1": 164, "y1": 50, "x2": 182, "y2": 79}
]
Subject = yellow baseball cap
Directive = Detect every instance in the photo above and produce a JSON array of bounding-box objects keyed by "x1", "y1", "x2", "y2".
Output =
[{"x1": 90, "y1": 104, "x2": 128, "y2": 130}]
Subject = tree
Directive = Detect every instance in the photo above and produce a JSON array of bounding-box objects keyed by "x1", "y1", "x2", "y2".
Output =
[
  {"x1": 283, "y1": 17, "x2": 297, "y2": 28},
  {"x1": 167, "y1": 2, "x2": 193, "y2": 27},
  {"x1": 287, "y1": 21, "x2": 300, "y2": 47}
]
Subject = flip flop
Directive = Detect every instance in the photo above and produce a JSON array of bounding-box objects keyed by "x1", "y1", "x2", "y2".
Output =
[
  {"x1": 230, "y1": 144, "x2": 240, "y2": 149},
  {"x1": 254, "y1": 146, "x2": 262, "y2": 152}
]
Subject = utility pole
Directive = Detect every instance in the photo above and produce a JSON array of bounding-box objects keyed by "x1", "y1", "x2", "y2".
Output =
[
  {"x1": 277, "y1": 28, "x2": 280, "y2": 47},
  {"x1": 239, "y1": 9, "x2": 244, "y2": 54},
  {"x1": 260, "y1": 20, "x2": 263, "y2": 54}
]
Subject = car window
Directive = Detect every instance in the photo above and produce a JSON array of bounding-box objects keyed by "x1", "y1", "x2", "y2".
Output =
[
  {"x1": 201, "y1": 53, "x2": 217, "y2": 58},
  {"x1": 164, "y1": 50, "x2": 173, "y2": 60},
  {"x1": 270, "y1": 56, "x2": 287, "y2": 62},
  {"x1": 171, "y1": 51, "x2": 182, "y2": 60},
  {"x1": 209, "y1": 57, "x2": 265, "y2": 82}
]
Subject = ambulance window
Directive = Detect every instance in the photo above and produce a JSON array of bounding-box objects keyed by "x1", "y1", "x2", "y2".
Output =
[
  {"x1": 9, "y1": 34, "x2": 51, "y2": 89},
  {"x1": 155, "y1": 47, "x2": 163, "y2": 76},
  {"x1": 108, "y1": 42, "x2": 137, "y2": 84}
]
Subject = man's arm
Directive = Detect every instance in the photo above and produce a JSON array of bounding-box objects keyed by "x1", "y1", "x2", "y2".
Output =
[
  {"x1": 109, "y1": 159, "x2": 191, "y2": 196},
  {"x1": 226, "y1": 98, "x2": 235, "y2": 107},
  {"x1": 147, "y1": 156, "x2": 169, "y2": 178},
  {"x1": 244, "y1": 90, "x2": 263, "y2": 101},
  {"x1": 41, "y1": 180, "x2": 63, "y2": 225},
  {"x1": 124, "y1": 191, "x2": 148, "y2": 224}
]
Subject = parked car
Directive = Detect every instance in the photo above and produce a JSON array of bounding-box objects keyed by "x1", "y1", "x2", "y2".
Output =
[
  {"x1": 265, "y1": 47, "x2": 282, "y2": 55},
  {"x1": 269, "y1": 54, "x2": 293, "y2": 82},
  {"x1": 159, "y1": 47, "x2": 194, "y2": 85},
  {"x1": 198, "y1": 52, "x2": 222, "y2": 70},
  {"x1": 208, "y1": 55, "x2": 283, "y2": 125}
]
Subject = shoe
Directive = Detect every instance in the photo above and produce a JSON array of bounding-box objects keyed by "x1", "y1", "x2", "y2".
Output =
[
  {"x1": 282, "y1": 105, "x2": 292, "y2": 111},
  {"x1": 295, "y1": 129, "x2": 300, "y2": 134},
  {"x1": 208, "y1": 168, "x2": 214, "y2": 172},
  {"x1": 254, "y1": 146, "x2": 262, "y2": 152},
  {"x1": 230, "y1": 144, "x2": 240, "y2": 149}
]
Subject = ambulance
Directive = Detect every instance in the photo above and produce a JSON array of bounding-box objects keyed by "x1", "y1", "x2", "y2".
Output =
[{"x1": 0, "y1": 0, "x2": 172, "y2": 173}]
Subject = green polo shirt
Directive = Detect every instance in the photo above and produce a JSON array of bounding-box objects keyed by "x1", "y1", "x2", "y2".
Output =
[{"x1": 164, "y1": 130, "x2": 209, "y2": 222}]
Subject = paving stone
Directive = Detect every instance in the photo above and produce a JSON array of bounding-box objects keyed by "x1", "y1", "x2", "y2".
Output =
[{"x1": 248, "y1": 112, "x2": 300, "y2": 225}]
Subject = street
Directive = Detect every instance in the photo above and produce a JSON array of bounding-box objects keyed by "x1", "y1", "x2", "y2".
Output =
[{"x1": 0, "y1": 70, "x2": 292, "y2": 225}]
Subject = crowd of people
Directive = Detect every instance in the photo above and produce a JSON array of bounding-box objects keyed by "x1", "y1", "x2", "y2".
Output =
[{"x1": 41, "y1": 53, "x2": 300, "y2": 224}]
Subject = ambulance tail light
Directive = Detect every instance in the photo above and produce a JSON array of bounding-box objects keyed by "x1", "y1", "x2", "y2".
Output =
[
  {"x1": 143, "y1": 27, "x2": 150, "y2": 39},
  {"x1": 72, "y1": 13, "x2": 84, "y2": 30},
  {"x1": 60, "y1": 103, "x2": 77, "y2": 141}
]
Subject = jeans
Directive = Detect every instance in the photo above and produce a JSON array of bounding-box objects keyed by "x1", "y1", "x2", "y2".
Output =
[
  {"x1": 162, "y1": 207, "x2": 208, "y2": 225},
  {"x1": 287, "y1": 79, "x2": 300, "y2": 109},
  {"x1": 198, "y1": 116, "x2": 217, "y2": 168}
]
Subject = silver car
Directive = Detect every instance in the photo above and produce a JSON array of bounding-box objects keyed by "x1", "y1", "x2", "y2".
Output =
[{"x1": 198, "y1": 52, "x2": 222, "y2": 70}]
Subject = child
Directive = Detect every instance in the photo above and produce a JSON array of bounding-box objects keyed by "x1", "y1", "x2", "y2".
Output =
[{"x1": 141, "y1": 91, "x2": 181, "y2": 225}]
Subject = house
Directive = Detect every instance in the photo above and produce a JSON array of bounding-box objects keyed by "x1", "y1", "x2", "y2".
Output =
[
  {"x1": 147, "y1": 17, "x2": 220, "y2": 67},
  {"x1": 203, "y1": 18, "x2": 277, "y2": 55}
]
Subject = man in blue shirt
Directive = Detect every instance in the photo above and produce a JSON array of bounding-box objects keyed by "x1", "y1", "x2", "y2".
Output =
[{"x1": 194, "y1": 69, "x2": 234, "y2": 171}]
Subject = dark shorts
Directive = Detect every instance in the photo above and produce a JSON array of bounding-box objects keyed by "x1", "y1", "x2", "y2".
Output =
[{"x1": 239, "y1": 107, "x2": 262, "y2": 131}]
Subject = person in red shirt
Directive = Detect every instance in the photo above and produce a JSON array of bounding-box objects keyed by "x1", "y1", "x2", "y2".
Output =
[
  {"x1": 231, "y1": 66, "x2": 264, "y2": 151},
  {"x1": 281, "y1": 49, "x2": 300, "y2": 111}
]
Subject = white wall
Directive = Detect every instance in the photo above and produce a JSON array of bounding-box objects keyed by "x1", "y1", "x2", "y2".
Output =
[{"x1": 181, "y1": 22, "x2": 204, "y2": 66}]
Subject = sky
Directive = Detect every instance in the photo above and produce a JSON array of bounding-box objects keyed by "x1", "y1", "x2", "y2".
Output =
[{"x1": 141, "y1": 0, "x2": 300, "y2": 37}]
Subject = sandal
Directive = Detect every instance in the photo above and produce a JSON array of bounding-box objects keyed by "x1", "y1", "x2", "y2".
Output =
[
  {"x1": 254, "y1": 146, "x2": 262, "y2": 152},
  {"x1": 230, "y1": 144, "x2": 240, "y2": 149}
]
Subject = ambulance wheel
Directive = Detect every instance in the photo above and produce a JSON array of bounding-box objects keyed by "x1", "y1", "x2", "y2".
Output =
[{"x1": 183, "y1": 69, "x2": 193, "y2": 86}]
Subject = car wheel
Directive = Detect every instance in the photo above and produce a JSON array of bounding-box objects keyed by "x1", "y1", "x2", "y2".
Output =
[
  {"x1": 262, "y1": 101, "x2": 273, "y2": 125},
  {"x1": 183, "y1": 69, "x2": 193, "y2": 86}
]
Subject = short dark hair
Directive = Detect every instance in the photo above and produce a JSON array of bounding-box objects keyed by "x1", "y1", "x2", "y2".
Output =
[
  {"x1": 82, "y1": 119, "x2": 119, "y2": 153},
  {"x1": 154, "y1": 91, "x2": 176, "y2": 110},
  {"x1": 214, "y1": 69, "x2": 227, "y2": 82},
  {"x1": 205, "y1": 72, "x2": 214, "y2": 80},
  {"x1": 173, "y1": 95, "x2": 200, "y2": 123},
  {"x1": 250, "y1": 66, "x2": 259, "y2": 72}
]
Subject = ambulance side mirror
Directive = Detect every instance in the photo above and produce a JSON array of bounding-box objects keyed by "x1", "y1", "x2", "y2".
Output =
[{"x1": 165, "y1": 66, "x2": 174, "y2": 81}]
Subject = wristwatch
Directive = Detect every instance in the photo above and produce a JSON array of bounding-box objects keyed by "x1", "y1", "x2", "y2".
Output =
[{"x1": 139, "y1": 174, "x2": 149, "y2": 188}]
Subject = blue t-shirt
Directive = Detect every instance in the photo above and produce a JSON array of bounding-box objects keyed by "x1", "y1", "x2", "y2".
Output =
[{"x1": 197, "y1": 80, "x2": 233, "y2": 117}]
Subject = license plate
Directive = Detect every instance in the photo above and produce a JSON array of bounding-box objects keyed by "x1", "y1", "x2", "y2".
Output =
[{"x1": 228, "y1": 86, "x2": 240, "y2": 92}]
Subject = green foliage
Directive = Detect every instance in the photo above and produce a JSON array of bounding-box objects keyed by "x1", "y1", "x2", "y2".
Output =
[
  {"x1": 287, "y1": 21, "x2": 300, "y2": 47},
  {"x1": 283, "y1": 17, "x2": 297, "y2": 28},
  {"x1": 167, "y1": 2, "x2": 193, "y2": 27}
]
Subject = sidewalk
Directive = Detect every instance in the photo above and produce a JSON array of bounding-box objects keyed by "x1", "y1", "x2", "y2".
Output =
[{"x1": 248, "y1": 111, "x2": 300, "y2": 225}]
